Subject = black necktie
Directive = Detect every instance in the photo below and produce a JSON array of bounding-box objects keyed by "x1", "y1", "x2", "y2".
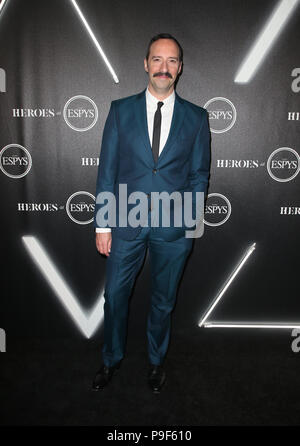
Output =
[{"x1": 152, "y1": 101, "x2": 164, "y2": 163}]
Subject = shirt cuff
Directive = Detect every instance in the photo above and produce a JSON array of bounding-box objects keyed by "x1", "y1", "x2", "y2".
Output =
[{"x1": 95, "y1": 228, "x2": 111, "y2": 233}]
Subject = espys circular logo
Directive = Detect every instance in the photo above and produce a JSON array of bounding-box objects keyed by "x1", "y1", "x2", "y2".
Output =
[
  {"x1": 63, "y1": 95, "x2": 98, "y2": 132},
  {"x1": 66, "y1": 191, "x2": 95, "y2": 225},
  {"x1": 204, "y1": 97, "x2": 237, "y2": 134},
  {"x1": 0, "y1": 144, "x2": 32, "y2": 178},
  {"x1": 267, "y1": 147, "x2": 300, "y2": 182},
  {"x1": 204, "y1": 193, "x2": 232, "y2": 226}
]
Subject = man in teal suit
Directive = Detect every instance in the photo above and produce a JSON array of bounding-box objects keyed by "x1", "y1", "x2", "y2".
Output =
[{"x1": 92, "y1": 33, "x2": 211, "y2": 393}]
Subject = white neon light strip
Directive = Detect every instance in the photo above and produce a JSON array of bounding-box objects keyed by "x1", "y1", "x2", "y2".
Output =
[
  {"x1": 22, "y1": 236, "x2": 104, "y2": 338},
  {"x1": 235, "y1": 0, "x2": 299, "y2": 83},
  {"x1": 70, "y1": 0, "x2": 119, "y2": 83},
  {"x1": 0, "y1": 0, "x2": 8, "y2": 14},
  {"x1": 205, "y1": 323, "x2": 300, "y2": 329},
  {"x1": 198, "y1": 243, "x2": 256, "y2": 327}
]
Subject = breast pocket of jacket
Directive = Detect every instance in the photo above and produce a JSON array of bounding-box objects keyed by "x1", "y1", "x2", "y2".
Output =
[{"x1": 176, "y1": 135, "x2": 195, "y2": 152}]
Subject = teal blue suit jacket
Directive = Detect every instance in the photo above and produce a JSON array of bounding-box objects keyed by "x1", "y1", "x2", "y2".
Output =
[{"x1": 94, "y1": 88, "x2": 211, "y2": 241}]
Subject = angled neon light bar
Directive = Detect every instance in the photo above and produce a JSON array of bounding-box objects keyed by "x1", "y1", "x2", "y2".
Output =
[
  {"x1": 205, "y1": 323, "x2": 300, "y2": 329},
  {"x1": 70, "y1": 0, "x2": 119, "y2": 83},
  {"x1": 235, "y1": 0, "x2": 299, "y2": 83},
  {"x1": 0, "y1": 0, "x2": 8, "y2": 15},
  {"x1": 199, "y1": 243, "x2": 256, "y2": 327},
  {"x1": 22, "y1": 236, "x2": 105, "y2": 338}
]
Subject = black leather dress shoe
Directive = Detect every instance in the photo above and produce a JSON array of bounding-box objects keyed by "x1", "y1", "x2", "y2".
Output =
[
  {"x1": 92, "y1": 361, "x2": 121, "y2": 391},
  {"x1": 148, "y1": 364, "x2": 166, "y2": 393}
]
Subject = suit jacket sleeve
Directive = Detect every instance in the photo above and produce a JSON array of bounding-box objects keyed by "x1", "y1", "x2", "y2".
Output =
[
  {"x1": 94, "y1": 101, "x2": 119, "y2": 230},
  {"x1": 188, "y1": 109, "x2": 211, "y2": 220}
]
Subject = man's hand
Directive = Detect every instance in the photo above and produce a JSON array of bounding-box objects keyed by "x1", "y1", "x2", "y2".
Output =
[{"x1": 96, "y1": 232, "x2": 112, "y2": 257}]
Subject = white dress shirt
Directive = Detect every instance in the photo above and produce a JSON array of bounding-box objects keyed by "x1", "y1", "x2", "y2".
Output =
[{"x1": 96, "y1": 86, "x2": 175, "y2": 233}]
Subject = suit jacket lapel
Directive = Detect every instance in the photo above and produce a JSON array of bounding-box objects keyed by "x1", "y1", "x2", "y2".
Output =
[
  {"x1": 134, "y1": 88, "x2": 152, "y2": 163},
  {"x1": 134, "y1": 87, "x2": 186, "y2": 165}
]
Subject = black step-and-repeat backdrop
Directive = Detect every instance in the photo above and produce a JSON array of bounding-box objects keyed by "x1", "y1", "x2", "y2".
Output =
[{"x1": 1, "y1": 0, "x2": 299, "y2": 343}]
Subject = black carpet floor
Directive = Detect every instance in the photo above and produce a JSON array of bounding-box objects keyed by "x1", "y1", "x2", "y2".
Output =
[{"x1": 1, "y1": 328, "x2": 300, "y2": 426}]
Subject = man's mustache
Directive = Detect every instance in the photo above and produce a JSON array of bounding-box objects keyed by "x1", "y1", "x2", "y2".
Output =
[{"x1": 154, "y1": 72, "x2": 172, "y2": 78}]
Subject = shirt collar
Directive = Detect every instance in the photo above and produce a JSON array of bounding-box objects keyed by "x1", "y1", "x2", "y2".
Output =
[{"x1": 146, "y1": 86, "x2": 175, "y2": 109}]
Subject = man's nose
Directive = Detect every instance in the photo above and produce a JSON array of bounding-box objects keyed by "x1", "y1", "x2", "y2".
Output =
[{"x1": 160, "y1": 61, "x2": 168, "y2": 71}]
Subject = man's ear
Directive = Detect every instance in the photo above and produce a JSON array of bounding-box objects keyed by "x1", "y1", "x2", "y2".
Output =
[{"x1": 144, "y1": 58, "x2": 148, "y2": 73}]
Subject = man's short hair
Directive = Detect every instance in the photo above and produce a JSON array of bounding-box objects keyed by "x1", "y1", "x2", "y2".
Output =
[{"x1": 145, "y1": 33, "x2": 183, "y2": 63}]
